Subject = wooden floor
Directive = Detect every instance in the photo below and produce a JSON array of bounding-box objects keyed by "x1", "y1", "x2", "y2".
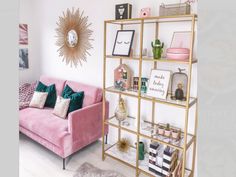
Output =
[{"x1": 19, "y1": 134, "x2": 146, "y2": 177}]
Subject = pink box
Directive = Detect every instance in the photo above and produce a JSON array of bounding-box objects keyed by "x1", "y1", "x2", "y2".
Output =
[{"x1": 166, "y1": 48, "x2": 190, "y2": 61}]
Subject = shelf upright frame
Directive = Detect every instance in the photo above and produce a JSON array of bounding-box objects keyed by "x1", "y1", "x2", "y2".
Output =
[
  {"x1": 181, "y1": 15, "x2": 196, "y2": 177},
  {"x1": 118, "y1": 24, "x2": 124, "y2": 142},
  {"x1": 135, "y1": 19, "x2": 144, "y2": 177},
  {"x1": 151, "y1": 22, "x2": 159, "y2": 127},
  {"x1": 102, "y1": 21, "x2": 107, "y2": 161}
]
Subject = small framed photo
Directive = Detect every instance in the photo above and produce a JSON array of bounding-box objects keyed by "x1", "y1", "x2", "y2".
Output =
[
  {"x1": 112, "y1": 30, "x2": 135, "y2": 57},
  {"x1": 146, "y1": 69, "x2": 171, "y2": 100},
  {"x1": 170, "y1": 31, "x2": 191, "y2": 48}
]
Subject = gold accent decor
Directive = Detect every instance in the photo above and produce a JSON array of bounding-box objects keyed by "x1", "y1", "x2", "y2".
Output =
[
  {"x1": 117, "y1": 138, "x2": 131, "y2": 152},
  {"x1": 55, "y1": 8, "x2": 93, "y2": 67}
]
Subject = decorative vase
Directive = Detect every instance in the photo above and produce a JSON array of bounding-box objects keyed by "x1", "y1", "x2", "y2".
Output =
[
  {"x1": 164, "y1": 129, "x2": 171, "y2": 137},
  {"x1": 151, "y1": 39, "x2": 164, "y2": 59},
  {"x1": 136, "y1": 142, "x2": 145, "y2": 160},
  {"x1": 158, "y1": 126, "x2": 165, "y2": 135},
  {"x1": 115, "y1": 98, "x2": 128, "y2": 122},
  {"x1": 172, "y1": 129, "x2": 180, "y2": 139}
]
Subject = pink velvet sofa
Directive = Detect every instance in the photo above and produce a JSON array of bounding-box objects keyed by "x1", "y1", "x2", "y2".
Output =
[{"x1": 19, "y1": 75, "x2": 109, "y2": 169}]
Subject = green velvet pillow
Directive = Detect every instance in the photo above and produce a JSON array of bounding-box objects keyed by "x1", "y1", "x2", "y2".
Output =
[
  {"x1": 62, "y1": 85, "x2": 84, "y2": 114},
  {"x1": 35, "y1": 81, "x2": 57, "y2": 108}
]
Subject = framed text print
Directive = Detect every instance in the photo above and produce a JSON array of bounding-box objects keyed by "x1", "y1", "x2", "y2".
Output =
[
  {"x1": 112, "y1": 30, "x2": 135, "y2": 57},
  {"x1": 147, "y1": 69, "x2": 171, "y2": 99}
]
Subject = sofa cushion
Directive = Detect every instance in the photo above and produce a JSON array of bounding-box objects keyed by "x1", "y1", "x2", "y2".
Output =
[
  {"x1": 29, "y1": 91, "x2": 48, "y2": 109},
  {"x1": 40, "y1": 75, "x2": 66, "y2": 96},
  {"x1": 65, "y1": 80, "x2": 102, "y2": 107},
  {"x1": 53, "y1": 96, "x2": 70, "y2": 119},
  {"x1": 35, "y1": 81, "x2": 57, "y2": 108},
  {"x1": 62, "y1": 85, "x2": 84, "y2": 114},
  {"x1": 19, "y1": 107, "x2": 69, "y2": 147}
]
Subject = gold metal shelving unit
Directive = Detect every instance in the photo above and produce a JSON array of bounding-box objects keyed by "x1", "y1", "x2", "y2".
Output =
[{"x1": 102, "y1": 14, "x2": 198, "y2": 177}]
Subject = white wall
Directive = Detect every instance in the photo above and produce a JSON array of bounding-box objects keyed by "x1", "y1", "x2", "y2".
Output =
[
  {"x1": 20, "y1": 0, "x2": 197, "y2": 174},
  {"x1": 19, "y1": 0, "x2": 41, "y2": 83}
]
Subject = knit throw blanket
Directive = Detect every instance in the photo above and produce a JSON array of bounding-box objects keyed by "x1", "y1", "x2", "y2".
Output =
[{"x1": 19, "y1": 81, "x2": 37, "y2": 110}]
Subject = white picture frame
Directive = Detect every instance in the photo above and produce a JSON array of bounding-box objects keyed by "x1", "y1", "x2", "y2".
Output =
[
  {"x1": 112, "y1": 30, "x2": 135, "y2": 57},
  {"x1": 146, "y1": 69, "x2": 171, "y2": 99}
]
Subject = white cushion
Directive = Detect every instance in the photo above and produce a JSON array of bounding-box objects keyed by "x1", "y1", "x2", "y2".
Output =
[
  {"x1": 53, "y1": 96, "x2": 70, "y2": 119},
  {"x1": 29, "y1": 91, "x2": 48, "y2": 109}
]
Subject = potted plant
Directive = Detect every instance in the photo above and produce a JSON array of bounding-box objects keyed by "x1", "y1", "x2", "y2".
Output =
[
  {"x1": 151, "y1": 39, "x2": 164, "y2": 59},
  {"x1": 158, "y1": 125, "x2": 165, "y2": 135},
  {"x1": 164, "y1": 123, "x2": 171, "y2": 137},
  {"x1": 172, "y1": 129, "x2": 180, "y2": 140}
]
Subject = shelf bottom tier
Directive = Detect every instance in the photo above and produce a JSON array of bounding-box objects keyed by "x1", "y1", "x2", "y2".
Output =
[{"x1": 105, "y1": 144, "x2": 192, "y2": 177}]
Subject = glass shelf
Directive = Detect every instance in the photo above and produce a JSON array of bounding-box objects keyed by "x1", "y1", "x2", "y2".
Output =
[
  {"x1": 105, "y1": 14, "x2": 197, "y2": 25},
  {"x1": 106, "y1": 55, "x2": 197, "y2": 64},
  {"x1": 105, "y1": 86, "x2": 197, "y2": 108},
  {"x1": 105, "y1": 116, "x2": 195, "y2": 151},
  {"x1": 105, "y1": 144, "x2": 193, "y2": 177}
]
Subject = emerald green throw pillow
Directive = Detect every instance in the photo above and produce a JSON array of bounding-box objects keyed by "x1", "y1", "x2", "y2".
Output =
[
  {"x1": 35, "y1": 81, "x2": 57, "y2": 108},
  {"x1": 62, "y1": 85, "x2": 84, "y2": 114}
]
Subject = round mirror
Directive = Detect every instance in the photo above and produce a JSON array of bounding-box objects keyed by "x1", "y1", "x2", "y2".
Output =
[{"x1": 66, "y1": 29, "x2": 78, "y2": 47}]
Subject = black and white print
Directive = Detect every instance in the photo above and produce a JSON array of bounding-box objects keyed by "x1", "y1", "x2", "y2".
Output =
[{"x1": 19, "y1": 48, "x2": 29, "y2": 69}]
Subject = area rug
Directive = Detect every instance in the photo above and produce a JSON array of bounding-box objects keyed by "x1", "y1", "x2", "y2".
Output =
[{"x1": 73, "y1": 162, "x2": 126, "y2": 177}]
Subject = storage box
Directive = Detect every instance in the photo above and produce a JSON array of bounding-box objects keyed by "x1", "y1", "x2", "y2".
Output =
[
  {"x1": 166, "y1": 48, "x2": 190, "y2": 61},
  {"x1": 115, "y1": 3, "x2": 132, "y2": 20},
  {"x1": 159, "y1": 3, "x2": 190, "y2": 16}
]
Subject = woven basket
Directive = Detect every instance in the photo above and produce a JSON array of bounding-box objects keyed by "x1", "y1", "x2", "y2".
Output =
[{"x1": 159, "y1": 3, "x2": 190, "y2": 16}]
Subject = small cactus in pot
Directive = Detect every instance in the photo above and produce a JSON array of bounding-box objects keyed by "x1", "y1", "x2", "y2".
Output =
[{"x1": 151, "y1": 39, "x2": 164, "y2": 59}]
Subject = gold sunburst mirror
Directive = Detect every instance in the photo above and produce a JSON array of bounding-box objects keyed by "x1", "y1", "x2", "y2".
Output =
[{"x1": 55, "y1": 8, "x2": 93, "y2": 67}]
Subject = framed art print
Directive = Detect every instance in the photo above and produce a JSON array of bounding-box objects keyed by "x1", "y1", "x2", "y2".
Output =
[
  {"x1": 19, "y1": 24, "x2": 28, "y2": 45},
  {"x1": 146, "y1": 69, "x2": 171, "y2": 99},
  {"x1": 170, "y1": 31, "x2": 191, "y2": 48},
  {"x1": 112, "y1": 30, "x2": 135, "y2": 57}
]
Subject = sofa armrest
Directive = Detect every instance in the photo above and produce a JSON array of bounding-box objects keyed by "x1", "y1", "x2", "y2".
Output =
[{"x1": 68, "y1": 101, "x2": 109, "y2": 142}]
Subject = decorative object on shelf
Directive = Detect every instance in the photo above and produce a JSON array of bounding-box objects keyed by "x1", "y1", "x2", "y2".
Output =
[
  {"x1": 166, "y1": 31, "x2": 191, "y2": 61},
  {"x1": 132, "y1": 77, "x2": 139, "y2": 91},
  {"x1": 132, "y1": 77, "x2": 149, "y2": 93},
  {"x1": 135, "y1": 141, "x2": 145, "y2": 160},
  {"x1": 115, "y1": 98, "x2": 128, "y2": 122},
  {"x1": 115, "y1": 3, "x2": 132, "y2": 20},
  {"x1": 164, "y1": 123, "x2": 171, "y2": 137},
  {"x1": 149, "y1": 143, "x2": 178, "y2": 176},
  {"x1": 147, "y1": 69, "x2": 171, "y2": 100},
  {"x1": 171, "y1": 31, "x2": 191, "y2": 48},
  {"x1": 142, "y1": 48, "x2": 148, "y2": 56},
  {"x1": 158, "y1": 125, "x2": 165, "y2": 135},
  {"x1": 151, "y1": 39, "x2": 164, "y2": 59},
  {"x1": 166, "y1": 48, "x2": 190, "y2": 61},
  {"x1": 55, "y1": 8, "x2": 93, "y2": 67},
  {"x1": 112, "y1": 30, "x2": 135, "y2": 57},
  {"x1": 114, "y1": 64, "x2": 132, "y2": 90},
  {"x1": 141, "y1": 77, "x2": 149, "y2": 93},
  {"x1": 170, "y1": 68, "x2": 188, "y2": 101},
  {"x1": 19, "y1": 48, "x2": 29, "y2": 70},
  {"x1": 140, "y1": 7, "x2": 151, "y2": 18},
  {"x1": 19, "y1": 24, "x2": 28, "y2": 45},
  {"x1": 159, "y1": 3, "x2": 190, "y2": 16},
  {"x1": 117, "y1": 138, "x2": 131, "y2": 152},
  {"x1": 171, "y1": 129, "x2": 181, "y2": 140}
]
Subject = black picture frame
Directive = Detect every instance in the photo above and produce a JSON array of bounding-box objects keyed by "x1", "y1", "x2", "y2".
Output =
[{"x1": 112, "y1": 30, "x2": 135, "y2": 57}]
